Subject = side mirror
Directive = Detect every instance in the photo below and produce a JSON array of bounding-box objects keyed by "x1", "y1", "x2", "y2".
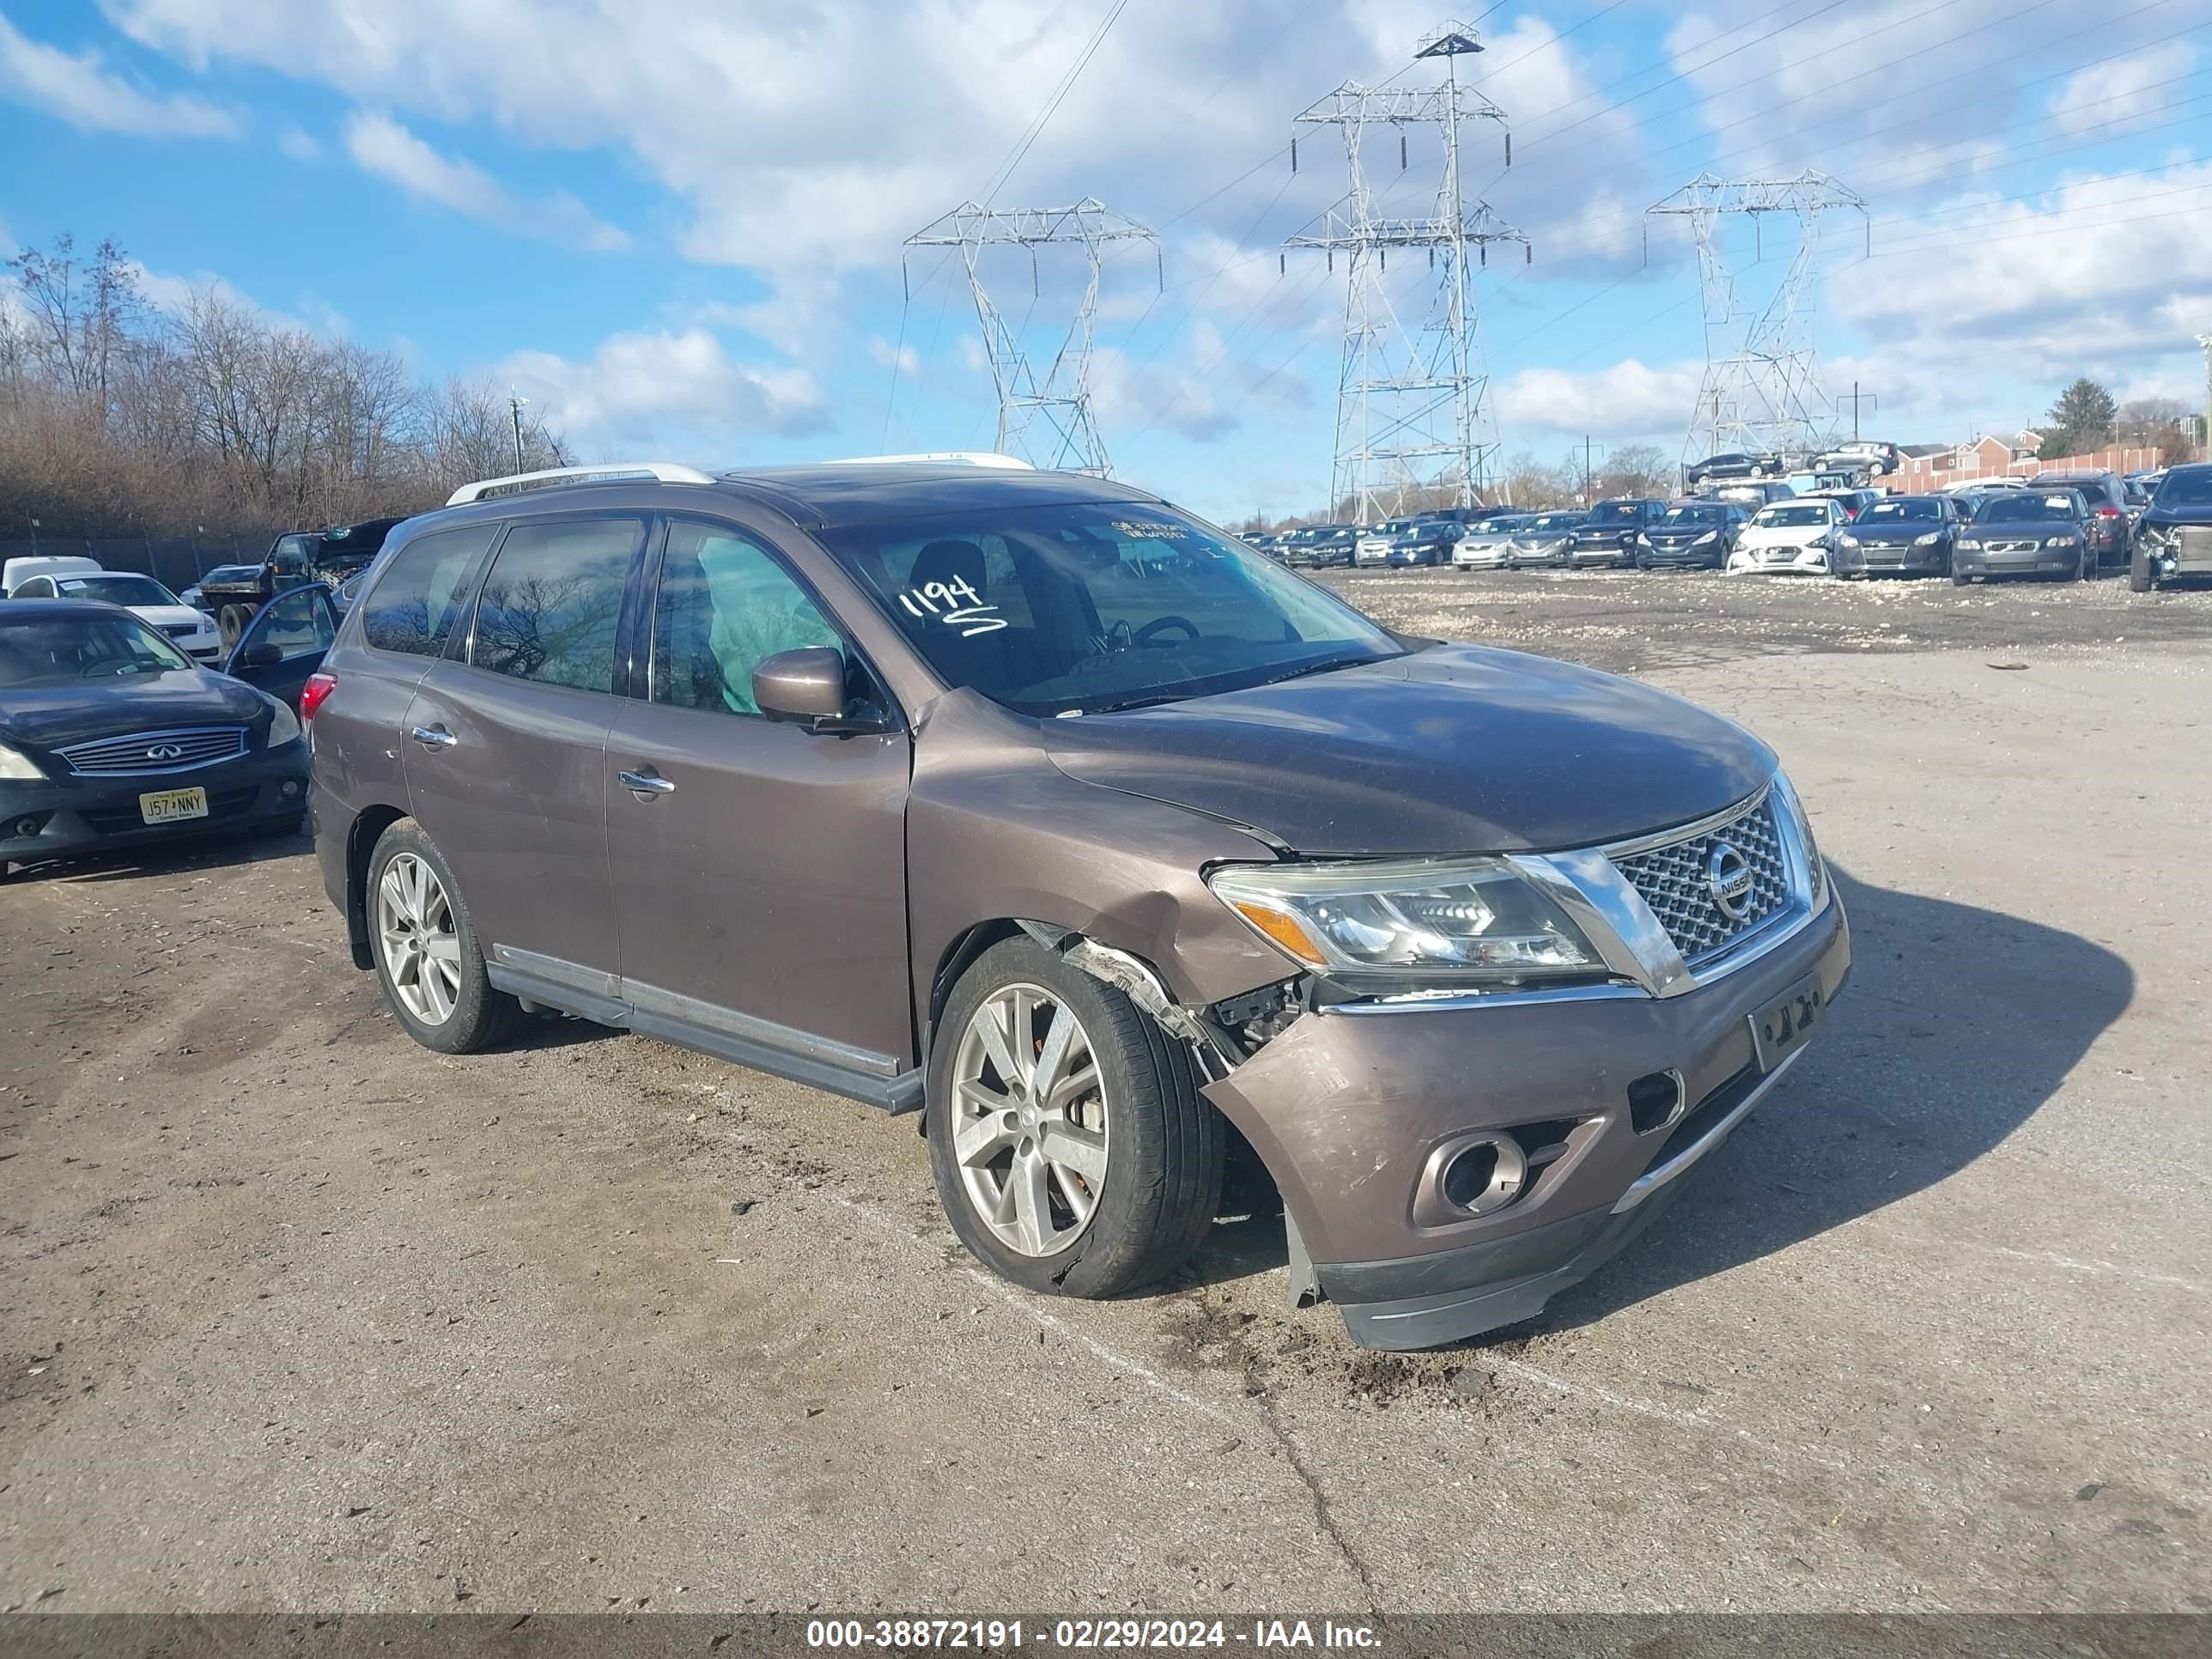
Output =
[
  {"x1": 752, "y1": 647, "x2": 891, "y2": 737},
  {"x1": 235, "y1": 641, "x2": 283, "y2": 670}
]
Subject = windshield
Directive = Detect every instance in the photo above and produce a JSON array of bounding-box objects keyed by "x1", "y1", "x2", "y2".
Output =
[
  {"x1": 1754, "y1": 504, "x2": 1831, "y2": 526},
  {"x1": 824, "y1": 501, "x2": 1404, "y2": 717},
  {"x1": 53, "y1": 574, "x2": 178, "y2": 606},
  {"x1": 1468, "y1": 515, "x2": 1526, "y2": 534},
  {"x1": 1374, "y1": 520, "x2": 1420, "y2": 537},
  {"x1": 1860, "y1": 500, "x2": 1937, "y2": 523},
  {"x1": 1659, "y1": 506, "x2": 1726, "y2": 527},
  {"x1": 1973, "y1": 494, "x2": 2079, "y2": 524},
  {"x1": 1586, "y1": 501, "x2": 1640, "y2": 525},
  {"x1": 1523, "y1": 514, "x2": 1581, "y2": 532},
  {"x1": 0, "y1": 611, "x2": 194, "y2": 686},
  {"x1": 2154, "y1": 467, "x2": 2212, "y2": 507}
]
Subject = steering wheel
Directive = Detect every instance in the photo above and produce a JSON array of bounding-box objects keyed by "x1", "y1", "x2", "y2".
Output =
[{"x1": 1133, "y1": 616, "x2": 1200, "y2": 647}]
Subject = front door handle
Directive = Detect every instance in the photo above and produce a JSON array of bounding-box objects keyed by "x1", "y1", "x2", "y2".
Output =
[
  {"x1": 618, "y1": 769, "x2": 676, "y2": 797},
  {"x1": 410, "y1": 724, "x2": 457, "y2": 749}
]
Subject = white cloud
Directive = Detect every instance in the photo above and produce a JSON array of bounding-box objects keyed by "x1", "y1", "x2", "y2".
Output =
[
  {"x1": 1495, "y1": 359, "x2": 1705, "y2": 442},
  {"x1": 868, "y1": 337, "x2": 920, "y2": 374},
  {"x1": 1091, "y1": 317, "x2": 1313, "y2": 445},
  {"x1": 277, "y1": 124, "x2": 319, "y2": 161},
  {"x1": 1842, "y1": 160, "x2": 2212, "y2": 351},
  {"x1": 0, "y1": 9, "x2": 235, "y2": 137},
  {"x1": 2048, "y1": 46, "x2": 2195, "y2": 139},
  {"x1": 343, "y1": 111, "x2": 629, "y2": 253},
  {"x1": 496, "y1": 326, "x2": 834, "y2": 459}
]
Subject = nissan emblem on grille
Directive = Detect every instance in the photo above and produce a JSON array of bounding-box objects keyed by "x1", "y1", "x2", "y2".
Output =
[
  {"x1": 1705, "y1": 841, "x2": 1753, "y2": 921},
  {"x1": 1608, "y1": 797, "x2": 1793, "y2": 967}
]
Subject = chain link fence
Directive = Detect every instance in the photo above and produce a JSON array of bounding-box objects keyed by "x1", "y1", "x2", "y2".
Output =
[{"x1": 0, "y1": 532, "x2": 268, "y2": 595}]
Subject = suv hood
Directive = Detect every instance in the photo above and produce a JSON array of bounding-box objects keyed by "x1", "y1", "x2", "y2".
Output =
[
  {"x1": 1044, "y1": 644, "x2": 1773, "y2": 855},
  {"x1": 0, "y1": 668, "x2": 269, "y2": 751}
]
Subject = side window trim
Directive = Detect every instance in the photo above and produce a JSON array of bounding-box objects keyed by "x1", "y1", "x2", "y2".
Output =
[
  {"x1": 643, "y1": 513, "x2": 905, "y2": 729},
  {"x1": 442, "y1": 520, "x2": 509, "y2": 665}
]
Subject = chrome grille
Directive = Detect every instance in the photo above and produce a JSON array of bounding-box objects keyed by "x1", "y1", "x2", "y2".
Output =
[
  {"x1": 58, "y1": 726, "x2": 248, "y2": 775},
  {"x1": 1984, "y1": 538, "x2": 2039, "y2": 555},
  {"x1": 1610, "y1": 797, "x2": 1791, "y2": 967},
  {"x1": 161, "y1": 623, "x2": 201, "y2": 640}
]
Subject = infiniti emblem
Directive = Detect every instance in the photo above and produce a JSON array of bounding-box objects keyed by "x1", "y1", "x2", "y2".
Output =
[
  {"x1": 1705, "y1": 841, "x2": 1755, "y2": 921},
  {"x1": 145, "y1": 743, "x2": 185, "y2": 761}
]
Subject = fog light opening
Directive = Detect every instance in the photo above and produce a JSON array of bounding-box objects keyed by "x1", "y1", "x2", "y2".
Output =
[
  {"x1": 1440, "y1": 1134, "x2": 1528, "y2": 1217},
  {"x1": 281, "y1": 780, "x2": 301, "y2": 797},
  {"x1": 15, "y1": 817, "x2": 40, "y2": 838},
  {"x1": 1627, "y1": 1070, "x2": 1686, "y2": 1135}
]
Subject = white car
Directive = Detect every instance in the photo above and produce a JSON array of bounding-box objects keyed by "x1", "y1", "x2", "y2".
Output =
[
  {"x1": 1, "y1": 554, "x2": 103, "y2": 597},
  {"x1": 1725, "y1": 498, "x2": 1850, "y2": 575},
  {"x1": 6, "y1": 569, "x2": 224, "y2": 660},
  {"x1": 1354, "y1": 519, "x2": 1417, "y2": 568},
  {"x1": 1449, "y1": 513, "x2": 1535, "y2": 569}
]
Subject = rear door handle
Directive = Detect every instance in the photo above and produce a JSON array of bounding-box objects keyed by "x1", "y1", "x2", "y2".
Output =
[
  {"x1": 410, "y1": 724, "x2": 457, "y2": 749},
  {"x1": 618, "y1": 769, "x2": 676, "y2": 796}
]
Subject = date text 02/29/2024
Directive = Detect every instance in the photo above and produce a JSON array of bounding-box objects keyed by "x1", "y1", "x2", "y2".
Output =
[{"x1": 804, "y1": 1620, "x2": 1381, "y2": 1650}]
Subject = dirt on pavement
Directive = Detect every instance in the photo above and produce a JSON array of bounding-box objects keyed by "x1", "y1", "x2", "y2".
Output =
[{"x1": 3, "y1": 573, "x2": 2207, "y2": 1614}]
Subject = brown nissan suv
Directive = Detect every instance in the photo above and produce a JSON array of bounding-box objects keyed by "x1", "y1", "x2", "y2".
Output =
[{"x1": 307, "y1": 458, "x2": 1849, "y2": 1350}]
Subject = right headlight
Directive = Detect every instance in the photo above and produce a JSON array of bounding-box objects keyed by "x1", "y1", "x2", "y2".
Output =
[
  {"x1": 1206, "y1": 857, "x2": 1603, "y2": 985},
  {"x1": 1957, "y1": 538, "x2": 1982, "y2": 551},
  {"x1": 0, "y1": 740, "x2": 47, "y2": 781},
  {"x1": 1767, "y1": 770, "x2": 1828, "y2": 908}
]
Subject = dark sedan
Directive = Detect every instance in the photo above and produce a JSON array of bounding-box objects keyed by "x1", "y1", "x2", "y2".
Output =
[
  {"x1": 1685, "y1": 452, "x2": 1784, "y2": 487},
  {"x1": 1953, "y1": 489, "x2": 2094, "y2": 585},
  {"x1": 2032, "y1": 471, "x2": 2131, "y2": 568},
  {"x1": 1831, "y1": 495, "x2": 1965, "y2": 578},
  {"x1": 0, "y1": 600, "x2": 310, "y2": 873},
  {"x1": 1281, "y1": 526, "x2": 1356, "y2": 568},
  {"x1": 2131, "y1": 462, "x2": 2212, "y2": 592},
  {"x1": 1634, "y1": 501, "x2": 1747, "y2": 569},
  {"x1": 1568, "y1": 497, "x2": 1668, "y2": 568}
]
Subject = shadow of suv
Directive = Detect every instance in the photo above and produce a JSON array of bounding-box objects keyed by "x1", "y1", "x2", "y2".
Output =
[{"x1": 307, "y1": 459, "x2": 1849, "y2": 1352}]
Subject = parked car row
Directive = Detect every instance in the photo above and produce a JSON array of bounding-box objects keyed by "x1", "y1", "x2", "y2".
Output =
[{"x1": 1246, "y1": 462, "x2": 2212, "y2": 590}]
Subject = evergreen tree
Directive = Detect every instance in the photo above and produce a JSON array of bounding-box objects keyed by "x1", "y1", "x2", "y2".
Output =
[{"x1": 2038, "y1": 379, "x2": 2117, "y2": 461}]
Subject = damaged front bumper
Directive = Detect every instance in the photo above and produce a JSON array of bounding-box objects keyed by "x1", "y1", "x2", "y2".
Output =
[{"x1": 1201, "y1": 890, "x2": 1848, "y2": 1349}]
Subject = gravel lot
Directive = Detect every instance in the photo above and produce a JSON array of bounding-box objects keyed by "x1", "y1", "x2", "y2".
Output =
[{"x1": 3, "y1": 571, "x2": 2208, "y2": 1615}]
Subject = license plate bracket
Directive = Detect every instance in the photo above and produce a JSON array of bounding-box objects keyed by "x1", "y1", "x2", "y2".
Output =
[
  {"x1": 1751, "y1": 972, "x2": 1824, "y2": 1071},
  {"x1": 139, "y1": 786, "x2": 210, "y2": 825}
]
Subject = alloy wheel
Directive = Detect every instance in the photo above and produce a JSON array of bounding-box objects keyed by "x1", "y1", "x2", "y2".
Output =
[
  {"x1": 950, "y1": 983, "x2": 1109, "y2": 1257},
  {"x1": 376, "y1": 852, "x2": 463, "y2": 1024}
]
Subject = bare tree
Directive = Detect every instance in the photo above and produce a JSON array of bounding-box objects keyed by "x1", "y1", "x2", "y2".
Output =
[{"x1": 1, "y1": 226, "x2": 576, "y2": 540}]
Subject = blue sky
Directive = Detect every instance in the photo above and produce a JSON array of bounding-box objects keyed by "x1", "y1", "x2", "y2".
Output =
[{"x1": 3, "y1": 0, "x2": 2208, "y2": 520}]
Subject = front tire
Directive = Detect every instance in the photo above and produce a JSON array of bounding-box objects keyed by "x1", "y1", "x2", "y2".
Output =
[
  {"x1": 927, "y1": 938, "x2": 1223, "y2": 1299},
  {"x1": 367, "y1": 818, "x2": 524, "y2": 1054}
]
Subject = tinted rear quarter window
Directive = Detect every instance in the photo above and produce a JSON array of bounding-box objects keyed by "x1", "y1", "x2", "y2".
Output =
[
  {"x1": 362, "y1": 524, "x2": 501, "y2": 658},
  {"x1": 471, "y1": 516, "x2": 643, "y2": 692}
]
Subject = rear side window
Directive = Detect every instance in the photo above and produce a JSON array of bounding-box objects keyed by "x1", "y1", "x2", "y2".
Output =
[
  {"x1": 471, "y1": 516, "x2": 642, "y2": 692},
  {"x1": 362, "y1": 524, "x2": 500, "y2": 658}
]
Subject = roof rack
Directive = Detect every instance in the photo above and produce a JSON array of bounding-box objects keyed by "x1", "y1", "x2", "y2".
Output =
[
  {"x1": 812, "y1": 451, "x2": 1035, "y2": 471},
  {"x1": 445, "y1": 462, "x2": 715, "y2": 506}
]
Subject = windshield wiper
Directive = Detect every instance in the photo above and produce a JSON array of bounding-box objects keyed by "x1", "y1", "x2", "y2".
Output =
[
  {"x1": 1251, "y1": 653, "x2": 1377, "y2": 689},
  {"x1": 1085, "y1": 691, "x2": 1190, "y2": 714}
]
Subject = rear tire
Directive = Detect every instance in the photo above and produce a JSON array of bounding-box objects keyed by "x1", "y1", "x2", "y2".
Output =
[
  {"x1": 927, "y1": 937, "x2": 1223, "y2": 1299},
  {"x1": 2129, "y1": 549, "x2": 2154, "y2": 592},
  {"x1": 216, "y1": 605, "x2": 250, "y2": 649},
  {"x1": 366, "y1": 818, "x2": 524, "y2": 1054}
]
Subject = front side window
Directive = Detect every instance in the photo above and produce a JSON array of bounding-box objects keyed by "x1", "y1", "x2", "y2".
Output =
[
  {"x1": 471, "y1": 517, "x2": 642, "y2": 692},
  {"x1": 823, "y1": 501, "x2": 1401, "y2": 718},
  {"x1": 252, "y1": 585, "x2": 337, "y2": 660},
  {"x1": 653, "y1": 520, "x2": 844, "y2": 717},
  {"x1": 362, "y1": 524, "x2": 501, "y2": 658},
  {"x1": 0, "y1": 611, "x2": 192, "y2": 686}
]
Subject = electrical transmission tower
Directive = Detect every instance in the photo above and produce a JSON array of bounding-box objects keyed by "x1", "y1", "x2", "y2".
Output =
[
  {"x1": 1645, "y1": 171, "x2": 1868, "y2": 468},
  {"x1": 1283, "y1": 23, "x2": 1527, "y2": 525},
  {"x1": 904, "y1": 198, "x2": 1159, "y2": 477}
]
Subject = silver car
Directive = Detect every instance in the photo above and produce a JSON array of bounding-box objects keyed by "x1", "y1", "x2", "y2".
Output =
[
  {"x1": 1450, "y1": 513, "x2": 1536, "y2": 570},
  {"x1": 1507, "y1": 511, "x2": 1589, "y2": 568}
]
